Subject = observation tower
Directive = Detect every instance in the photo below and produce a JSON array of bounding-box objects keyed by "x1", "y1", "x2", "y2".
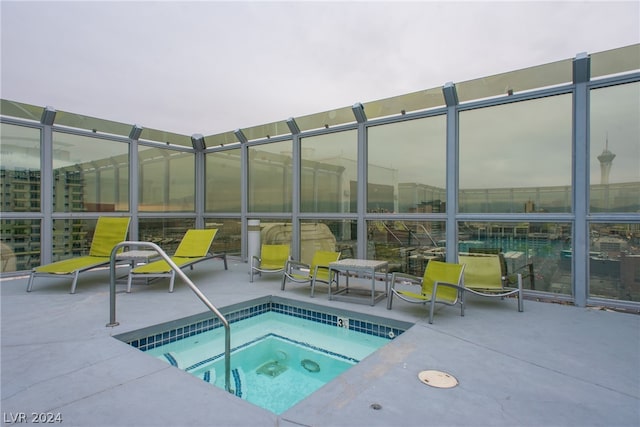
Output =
[{"x1": 597, "y1": 138, "x2": 615, "y2": 185}]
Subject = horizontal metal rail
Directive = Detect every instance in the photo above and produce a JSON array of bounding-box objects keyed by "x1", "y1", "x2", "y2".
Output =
[{"x1": 107, "y1": 241, "x2": 231, "y2": 393}]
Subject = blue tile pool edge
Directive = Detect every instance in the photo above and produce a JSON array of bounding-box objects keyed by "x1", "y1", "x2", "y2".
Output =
[{"x1": 114, "y1": 295, "x2": 413, "y2": 352}]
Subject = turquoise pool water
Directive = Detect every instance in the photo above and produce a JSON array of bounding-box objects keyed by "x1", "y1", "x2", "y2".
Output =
[{"x1": 118, "y1": 296, "x2": 410, "y2": 414}]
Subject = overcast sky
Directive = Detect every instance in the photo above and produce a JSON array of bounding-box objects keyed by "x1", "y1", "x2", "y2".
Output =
[{"x1": 1, "y1": 0, "x2": 639, "y2": 137}]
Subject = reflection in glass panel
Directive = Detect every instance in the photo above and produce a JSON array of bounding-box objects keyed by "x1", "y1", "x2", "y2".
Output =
[
  {"x1": 459, "y1": 95, "x2": 572, "y2": 213},
  {"x1": 52, "y1": 218, "x2": 101, "y2": 261},
  {"x1": 368, "y1": 117, "x2": 446, "y2": 213},
  {"x1": 301, "y1": 131, "x2": 357, "y2": 213},
  {"x1": 0, "y1": 219, "x2": 41, "y2": 272},
  {"x1": 138, "y1": 218, "x2": 196, "y2": 255},
  {"x1": 139, "y1": 146, "x2": 194, "y2": 212},
  {"x1": 458, "y1": 221, "x2": 571, "y2": 293},
  {"x1": 0, "y1": 124, "x2": 41, "y2": 213},
  {"x1": 300, "y1": 219, "x2": 357, "y2": 266},
  {"x1": 52, "y1": 132, "x2": 129, "y2": 212},
  {"x1": 205, "y1": 217, "x2": 241, "y2": 256},
  {"x1": 248, "y1": 141, "x2": 292, "y2": 213},
  {"x1": 589, "y1": 83, "x2": 640, "y2": 213},
  {"x1": 367, "y1": 220, "x2": 445, "y2": 274},
  {"x1": 589, "y1": 223, "x2": 640, "y2": 302},
  {"x1": 206, "y1": 149, "x2": 241, "y2": 213},
  {"x1": 257, "y1": 220, "x2": 292, "y2": 245}
]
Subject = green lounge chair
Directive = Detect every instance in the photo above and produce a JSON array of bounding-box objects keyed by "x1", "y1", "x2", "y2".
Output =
[
  {"x1": 388, "y1": 260, "x2": 466, "y2": 324},
  {"x1": 126, "y1": 229, "x2": 224, "y2": 293},
  {"x1": 281, "y1": 250, "x2": 341, "y2": 297},
  {"x1": 250, "y1": 244, "x2": 290, "y2": 283},
  {"x1": 458, "y1": 252, "x2": 524, "y2": 312},
  {"x1": 27, "y1": 217, "x2": 131, "y2": 294}
]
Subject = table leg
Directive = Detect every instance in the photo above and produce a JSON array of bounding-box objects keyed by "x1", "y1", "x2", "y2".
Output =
[
  {"x1": 331, "y1": 269, "x2": 339, "y2": 293},
  {"x1": 371, "y1": 269, "x2": 376, "y2": 306}
]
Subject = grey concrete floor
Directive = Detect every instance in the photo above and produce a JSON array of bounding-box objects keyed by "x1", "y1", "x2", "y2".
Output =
[{"x1": 1, "y1": 257, "x2": 639, "y2": 427}]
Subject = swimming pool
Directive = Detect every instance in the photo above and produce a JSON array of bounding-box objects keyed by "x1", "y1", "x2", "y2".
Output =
[{"x1": 115, "y1": 295, "x2": 412, "y2": 414}]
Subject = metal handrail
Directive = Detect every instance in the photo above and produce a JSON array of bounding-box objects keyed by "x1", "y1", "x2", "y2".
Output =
[{"x1": 107, "y1": 241, "x2": 231, "y2": 393}]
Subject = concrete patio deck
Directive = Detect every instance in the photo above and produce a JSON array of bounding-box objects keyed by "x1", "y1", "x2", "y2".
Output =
[{"x1": 2, "y1": 257, "x2": 639, "y2": 427}]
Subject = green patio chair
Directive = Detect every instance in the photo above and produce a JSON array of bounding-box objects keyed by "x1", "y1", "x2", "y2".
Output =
[
  {"x1": 458, "y1": 252, "x2": 524, "y2": 312},
  {"x1": 27, "y1": 216, "x2": 131, "y2": 294},
  {"x1": 388, "y1": 260, "x2": 466, "y2": 324},
  {"x1": 126, "y1": 229, "x2": 224, "y2": 293},
  {"x1": 250, "y1": 244, "x2": 290, "y2": 283},
  {"x1": 281, "y1": 250, "x2": 341, "y2": 297}
]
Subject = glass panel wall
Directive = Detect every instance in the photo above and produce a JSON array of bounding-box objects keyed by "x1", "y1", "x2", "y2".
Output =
[
  {"x1": 0, "y1": 219, "x2": 40, "y2": 272},
  {"x1": 589, "y1": 222, "x2": 640, "y2": 302},
  {"x1": 248, "y1": 141, "x2": 292, "y2": 213},
  {"x1": 205, "y1": 218, "x2": 241, "y2": 256},
  {"x1": 257, "y1": 220, "x2": 292, "y2": 244},
  {"x1": 205, "y1": 148, "x2": 241, "y2": 213},
  {"x1": 0, "y1": 123, "x2": 41, "y2": 212},
  {"x1": 367, "y1": 220, "x2": 446, "y2": 274},
  {"x1": 368, "y1": 116, "x2": 446, "y2": 213},
  {"x1": 459, "y1": 221, "x2": 571, "y2": 293},
  {"x1": 0, "y1": 123, "x2": 41, "y2": 213},
  {"x1": 53, "y1": 132, "x2": 129, "y2": 212},
  {"x1": 1, "y1": 45, "x2": 639, "y2": 312},
  {"x1": 139, "y1": 146, "x2": 194, "y2": 212},
  {"x1": 51, "y1": 218, "x2": 101, "y2": 261},
  {"x1": 300, "y1": 130, "x2": 357, "y2": 213},
  {"x1": 300, "y1": 219, "x2": 356, "y2": 266},
  {"x1": 589, "y1": 82, "x2": 640, "y2": 213},
  {"x1": 459, "y1": 95, "x2": 572, "y2": 213}
]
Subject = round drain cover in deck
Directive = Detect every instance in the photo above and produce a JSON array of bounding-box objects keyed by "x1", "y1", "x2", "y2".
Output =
[{"x1": 418, "y1": 370, "x2": 458, "y2": 388}]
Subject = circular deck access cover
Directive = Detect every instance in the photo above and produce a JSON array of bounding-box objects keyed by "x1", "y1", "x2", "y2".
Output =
[{"x1": 418, "y1": 370, "x2": 458, "y2": 389}]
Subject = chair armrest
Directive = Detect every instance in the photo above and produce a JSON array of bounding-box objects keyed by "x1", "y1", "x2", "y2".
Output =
[
  {"x1": 433, "y1": 280, "x2": 464, "y2": 291},
  {"x1": 286, "y1": 259, "x2": 309, "y2": 269},
  {"x1": 312, "y1": 264, "x2": 331, "y2": 274},
  {"x1": 285, "y1": 259, "x2": 309, "y2": 274},
  {"x1": 390, "y1": 272, "x2": 422, "y2": 289}
]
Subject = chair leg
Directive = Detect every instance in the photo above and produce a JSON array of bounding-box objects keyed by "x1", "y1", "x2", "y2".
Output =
[
  {"x1": 429, "y1": 298, "x2": 436, "y2": 324},
  {"x1": 127, "y1": 272, "x2": 134, "y2": 293},
  {"x1": 428, "y1": 283, "x2": 440, "y2": 324},
  {"x1": 26, "y1": 271, "x2": 35, "y2": 292},
  {"x1": 281, "y1": 274, "x2": 287, "y2": 291},
  {"x1": 169, "y1": 271, "x2": 176, "y2": 293},
  {"x1": 386, "y1": 290, "x2": 394, "y2": 309},
  {"x1": 517, "y1": 274, "x2": 524, "y2": 312},
  {"x1": 70, "y1": 271, "x2": 80, "y2": 294}
]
